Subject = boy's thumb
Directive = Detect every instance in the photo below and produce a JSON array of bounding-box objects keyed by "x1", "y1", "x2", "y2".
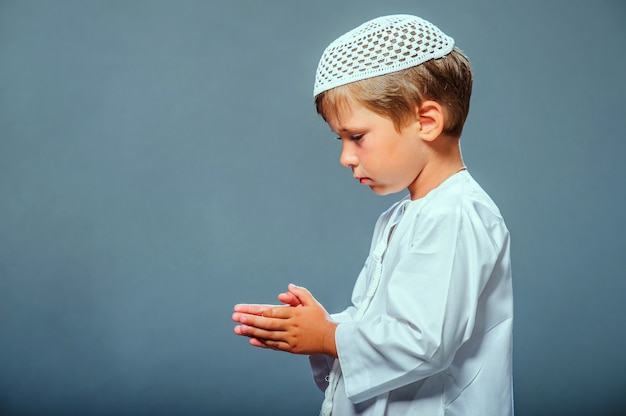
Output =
[{"x1": 288, "y1": 283, "x2": 314, "y2": 306}]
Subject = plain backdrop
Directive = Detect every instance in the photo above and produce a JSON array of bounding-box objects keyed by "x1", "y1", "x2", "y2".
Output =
[{"x1": 1, "y1": 1, "x2": 625, "y2": 415}]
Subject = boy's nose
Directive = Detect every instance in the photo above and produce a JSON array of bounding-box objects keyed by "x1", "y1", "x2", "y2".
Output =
[{"x1": 339, "y1": 142, "x2": 358, "y2": 168}]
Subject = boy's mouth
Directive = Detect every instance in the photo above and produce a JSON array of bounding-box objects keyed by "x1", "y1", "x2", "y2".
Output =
[{"x1": 357, "y1": 177, "x2": 371, "y2": 184}]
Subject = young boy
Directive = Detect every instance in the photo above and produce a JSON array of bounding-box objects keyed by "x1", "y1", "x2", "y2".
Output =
[{"x1": 232, "y1": 14, "x2": 513, "y2": 415}]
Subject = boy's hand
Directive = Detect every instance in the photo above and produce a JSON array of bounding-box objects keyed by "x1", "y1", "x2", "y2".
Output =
[
  {"x1": 232, "y1": 284, "x2": 338, "y2": 357},
  {"x1": 232, "y1": 288, "x2": 302, "y2": 321}
]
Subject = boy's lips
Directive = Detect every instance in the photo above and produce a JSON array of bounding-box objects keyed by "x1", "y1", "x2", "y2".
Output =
[{"x1": 356, "y1": 176, "x2": 372, "y2": 184}]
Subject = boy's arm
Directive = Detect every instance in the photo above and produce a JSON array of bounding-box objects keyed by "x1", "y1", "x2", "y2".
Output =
[
  {"x1": 334, "y1": 207, "x2": 511, "y2": 404},
  {"x1": 233, "y1": 284, "x2": 339, "y2": 358}
]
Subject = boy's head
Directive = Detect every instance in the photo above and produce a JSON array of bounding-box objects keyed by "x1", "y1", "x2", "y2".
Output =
[{"x1": 314, "y1": 15, "x2": 472, "y2": 138}]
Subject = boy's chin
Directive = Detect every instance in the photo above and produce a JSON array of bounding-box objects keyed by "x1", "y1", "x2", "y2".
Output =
[{"x1": 369, "y1": 185, "x2": 404, "y2": 196}]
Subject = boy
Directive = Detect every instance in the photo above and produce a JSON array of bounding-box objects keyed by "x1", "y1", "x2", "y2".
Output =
[{"x1": 233, "y1": 14, "x2": 513, "y2": 415}]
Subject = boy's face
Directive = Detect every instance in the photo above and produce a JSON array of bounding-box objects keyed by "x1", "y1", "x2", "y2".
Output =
[{"x1": 327, "y1": 97, "x2": 426, "y2": 198}]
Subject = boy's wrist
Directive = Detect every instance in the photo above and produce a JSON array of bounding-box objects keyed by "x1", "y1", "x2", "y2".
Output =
[{"x1": 324, "y1": 321, "x2": 339, "y2": 358}]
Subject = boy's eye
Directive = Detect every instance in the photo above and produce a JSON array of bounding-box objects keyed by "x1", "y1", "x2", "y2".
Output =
[{"x1": 335, "y1": 133, "x2": 364, "y2": 141}]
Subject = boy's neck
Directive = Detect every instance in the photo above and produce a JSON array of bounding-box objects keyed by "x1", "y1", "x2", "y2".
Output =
[{"x1": 408, "y1": 138, "x2": 464, "y2": 200}]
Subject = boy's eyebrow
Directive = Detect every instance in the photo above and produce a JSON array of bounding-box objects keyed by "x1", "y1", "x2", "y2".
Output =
[
  {"x1": 331, "y1": 127, "x2": 351, "y2": 137},
  {"x1": 333, "y1": 125, "x2": 360, "y2": 134}
]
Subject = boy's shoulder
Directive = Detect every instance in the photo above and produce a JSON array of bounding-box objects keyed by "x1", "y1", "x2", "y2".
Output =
[
  {"x1": 400, "y1": 172, "x2": 508, "y2": 252},
  {"x1": 409, "y1": 172, "x2": 505, "y2": 226}
]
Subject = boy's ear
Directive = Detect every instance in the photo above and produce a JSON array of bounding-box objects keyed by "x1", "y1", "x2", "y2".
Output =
[{"x1": 415, "y1": 100, "x2": 445, "y2": 142}]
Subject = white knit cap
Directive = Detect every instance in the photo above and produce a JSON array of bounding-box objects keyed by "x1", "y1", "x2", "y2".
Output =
[{"x1": 313, "y1": 14, "x2": 455, "y2": 97}]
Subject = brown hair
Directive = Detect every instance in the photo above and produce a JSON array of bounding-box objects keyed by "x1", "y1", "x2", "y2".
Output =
[{"x1": 315, "y1": 47, "x2": 473, "y2": 138}]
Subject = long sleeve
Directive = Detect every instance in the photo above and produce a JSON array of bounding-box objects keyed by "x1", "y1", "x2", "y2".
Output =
[
  {"x1": 309, "y1": 259, "x2": 369, "y2": 392},
  {"x1": 309, "y1": 301, "x2": 359, "y2": 392}
]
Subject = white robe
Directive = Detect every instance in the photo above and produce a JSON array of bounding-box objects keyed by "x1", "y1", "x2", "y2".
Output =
[{"x1": 310, "y1": 171, "x2": 514, "y2": 415}]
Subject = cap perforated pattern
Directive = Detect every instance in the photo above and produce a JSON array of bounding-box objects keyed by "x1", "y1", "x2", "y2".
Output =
[{"x1": 313, "y1": 15, "x2": 454, "y2": 97}]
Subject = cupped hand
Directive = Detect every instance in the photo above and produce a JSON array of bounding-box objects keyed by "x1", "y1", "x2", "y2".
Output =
[{"x1": 233, "y1": 284, "x2": 338, "y2": 357}]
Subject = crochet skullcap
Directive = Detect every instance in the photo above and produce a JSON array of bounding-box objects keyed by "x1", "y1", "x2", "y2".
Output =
[{"x1": 313, "y1": 14, "x2": 454, "y2": 97}]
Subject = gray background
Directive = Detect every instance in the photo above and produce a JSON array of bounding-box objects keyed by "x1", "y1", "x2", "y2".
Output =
[{"x1": 1, "y1": 1, "x2": 625, "y2": 415}]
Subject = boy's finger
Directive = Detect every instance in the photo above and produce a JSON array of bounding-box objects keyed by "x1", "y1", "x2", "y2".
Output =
[
  {"x1": 263, "y1": 306, "x2": 295, "y2": 319},
  {"x1": 287, "y1": 284, "x2": 317, "y2": 306},
  {"x1": 278, "y1": 292, "x2": 301, "y2": 306},
  {"x1": 240, "y1": 313, "x2": 286, "y2": 330},
  {"x1": 239, "y1": 324, "x2": 284, "y2": 341},
  {"x1": 232, "y1": 311, "x2": 260, "y2": 322},
  {"x1": 234, "y1": 304, "x2": 275, "y2": 314},
  {"x1": 258, "y1": 339, "x2": 290, "y2": 352},
  {"x1": 249, "y1": 338, "x2": 271, "y2": 348}
]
